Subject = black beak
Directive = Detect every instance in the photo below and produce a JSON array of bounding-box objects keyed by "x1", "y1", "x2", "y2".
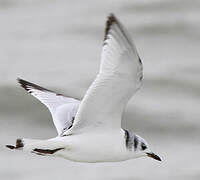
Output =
[{"x1": 146, "y1": 152, "x2": 162, "y2": 161}]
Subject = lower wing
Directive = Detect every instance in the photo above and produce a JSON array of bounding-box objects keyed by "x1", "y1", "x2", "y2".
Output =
[{"x1": 18, "y1": 78, "x2": 80, "y2": 136}]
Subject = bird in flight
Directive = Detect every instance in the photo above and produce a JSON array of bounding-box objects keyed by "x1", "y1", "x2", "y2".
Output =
[{"x1": 6, "y1": 14, "x2": 161, "y2": 162}]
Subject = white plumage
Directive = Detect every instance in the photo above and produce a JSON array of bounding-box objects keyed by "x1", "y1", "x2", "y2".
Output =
[
  {"x1": 17, "y1": 78, "x2": 80, "y2": 136},
  {"x1": 6, "y1": 14, "x2": 161, "y2": 163}
]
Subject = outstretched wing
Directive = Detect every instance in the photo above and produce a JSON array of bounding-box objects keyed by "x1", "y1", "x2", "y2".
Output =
[
  {"x1": 70, "y1": 14, "x2": 143, "y2": 134},
  {"x1": 18, "y1": 79, "x2": 80, "y2": 136}
]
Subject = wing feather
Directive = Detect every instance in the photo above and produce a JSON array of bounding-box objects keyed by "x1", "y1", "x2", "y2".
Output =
[
  {"x1": 70, "y1": 14, "x2": 143, "y2": 133},
  {"x1": 18, "y1": 78, "x2": 80, "y2": 135}
]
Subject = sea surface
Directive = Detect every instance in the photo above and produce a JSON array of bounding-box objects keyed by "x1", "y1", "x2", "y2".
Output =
[{"x1": 1, "y1": 0, "x2": 200, "y2": 179}]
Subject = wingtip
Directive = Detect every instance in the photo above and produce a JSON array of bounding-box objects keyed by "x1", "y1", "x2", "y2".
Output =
[
  {"x1": 104, "y1": 13, "x2": 118, "y2": 41},
  {"x1": 17, "y1": 77, "x2": 25, "y2": 82},
  {"x1": 17, "y1": 78, "x2": 30, "y2": 91},
  {"x1": 108, "y1": 13, "x2": 116, "y2": 19},
  {"x1": 17, "y1": 78, "x2": 55, "y2": 94},
  {"x1": 17, "y1": 77, "x2": 24, "y2": 85},
  {"x1": 17, "y1": 78, "x2": 23, "y2": 86}
]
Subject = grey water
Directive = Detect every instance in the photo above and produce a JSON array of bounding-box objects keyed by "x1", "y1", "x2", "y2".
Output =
[{"x1": 1, "y1": 0, "x2": 200, "y2": 179}]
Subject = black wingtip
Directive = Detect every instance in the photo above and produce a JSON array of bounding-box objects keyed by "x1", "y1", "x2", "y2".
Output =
[
  {"x1": 17, "y1": 77, "x2": 24, "y2": 84},
  {"x1": 108, "y1": 13, "x2": 116, "y2": 20},
  {"x1": 17, "y1": 78, "x2": 52, "y2": 93},
  {"x1": 17, "y1": 78, "x2": 29, "y2": 86},
  {"x1": 104, "y1": 13, "x2": 118, "y2": 41},
  {"x1": 17, "y1": 78, "x2": 29, "y2": 91}
]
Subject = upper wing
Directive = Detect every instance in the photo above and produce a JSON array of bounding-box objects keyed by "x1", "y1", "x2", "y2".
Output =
[
  {"x1": 70, "y1": 14, "x2": 143, "y2": 134},
  {"x1": 18, "y1": 79, "x2": 80, "y2": 136}
]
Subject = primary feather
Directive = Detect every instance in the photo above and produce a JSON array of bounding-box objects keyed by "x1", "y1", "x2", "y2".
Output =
[
  {"x1": 71, "y1": 14, "x2": 143, "y2": 134},
  {"x1": 17, "y1": 78, "x2": 80, "y2": 135}
]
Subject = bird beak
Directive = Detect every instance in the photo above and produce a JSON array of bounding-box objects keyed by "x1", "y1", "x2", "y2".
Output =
[{"x1": 146, "y1": 152, "x2": 162, "y2": 161}]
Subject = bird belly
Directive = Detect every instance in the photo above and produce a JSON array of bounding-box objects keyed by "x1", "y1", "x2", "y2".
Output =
[{"x1": 58, "y1": 131, "x2": 130, "y2": 162}]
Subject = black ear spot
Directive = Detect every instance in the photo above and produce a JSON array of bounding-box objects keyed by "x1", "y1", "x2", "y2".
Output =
[{"x1": 141, "y1": 142, "x2": 147, "y2": 150}]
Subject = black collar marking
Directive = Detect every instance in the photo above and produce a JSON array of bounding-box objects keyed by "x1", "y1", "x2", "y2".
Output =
[
  {"x1": 134, "y1": 135, "x2": 138, "y2": 151},
  {"x1": 124, "y1": 129, "x2": 138, "y2": 151}
]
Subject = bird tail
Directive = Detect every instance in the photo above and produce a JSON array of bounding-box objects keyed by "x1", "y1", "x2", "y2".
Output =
[
  {"x1": 6, "y1": 138, "x2": 39, "y2": 150},
  {"x1": 6, "y1": 138, "x2": 64, "y2": 156}
]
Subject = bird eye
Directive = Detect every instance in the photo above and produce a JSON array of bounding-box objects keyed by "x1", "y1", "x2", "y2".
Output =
[{"x1": 141, "y1": 142, "x2": 147, "y2": 150}]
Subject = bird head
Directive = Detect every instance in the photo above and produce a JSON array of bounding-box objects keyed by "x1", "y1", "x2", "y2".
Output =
[
  {"x1": 125, "y1": 131, "x2": 162, "y2": 162},
  {"x1": 134, "y1": 135, "x2": 162, "y2": 161}
]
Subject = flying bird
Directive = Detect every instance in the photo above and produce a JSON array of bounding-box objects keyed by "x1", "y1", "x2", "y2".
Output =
[{"x1": 6, "y1": 14, "x2": 161, "y2": 162}]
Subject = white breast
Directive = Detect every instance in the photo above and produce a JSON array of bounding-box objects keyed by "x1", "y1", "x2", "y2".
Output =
[{"x1": 58, "y1": 129, "x2": 130, "y2": 162}]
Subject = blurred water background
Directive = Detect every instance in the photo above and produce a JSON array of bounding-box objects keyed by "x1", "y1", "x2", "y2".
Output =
[{"x1": 1, "y1": 0, "x2": 200, "y2": 179}]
